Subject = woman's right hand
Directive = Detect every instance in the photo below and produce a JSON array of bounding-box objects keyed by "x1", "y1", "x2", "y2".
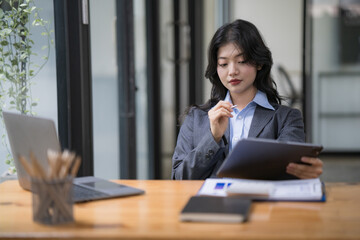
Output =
[{"x1": 208, "y1": 101, "x2": 234, "y2": 143}]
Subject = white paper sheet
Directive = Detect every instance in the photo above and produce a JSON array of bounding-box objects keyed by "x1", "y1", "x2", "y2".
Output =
[{"x1": 197, "y1": 178, "x2": 325, "y2": 201}]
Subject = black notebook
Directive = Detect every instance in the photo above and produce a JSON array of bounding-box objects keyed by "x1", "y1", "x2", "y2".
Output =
[{"x1": 180, "y1": 196, "x2": 252, "y2": 223}]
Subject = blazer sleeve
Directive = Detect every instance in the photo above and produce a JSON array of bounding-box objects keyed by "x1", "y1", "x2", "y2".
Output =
[
  {"x1": 171, "y1": 109, "x2": 224, "y2": 180},
  {"x1": 276, "y1": 106, "x2": 305, "y2": 142}
]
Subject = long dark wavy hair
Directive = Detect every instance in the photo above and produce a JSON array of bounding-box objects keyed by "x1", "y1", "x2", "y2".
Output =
[{"x1": 199, "y1": 19, "x2": 281, "y2": 111}]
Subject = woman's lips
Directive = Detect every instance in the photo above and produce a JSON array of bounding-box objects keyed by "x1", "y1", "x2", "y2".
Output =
[{"x1": 229, "y1": 79, "x2": 242, "y2": 85}]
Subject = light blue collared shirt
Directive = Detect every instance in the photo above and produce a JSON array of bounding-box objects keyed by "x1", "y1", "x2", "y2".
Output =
[{"x1": 224, "y1": 90, "x2": 275, "y2": 151}]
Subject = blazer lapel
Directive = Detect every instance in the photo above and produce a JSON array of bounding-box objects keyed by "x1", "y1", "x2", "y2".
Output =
[
  {"x1": 223, "y1": 125, "x2": 230, "y2": 155},
  {"x1": 248, "y1": 105, "x2": 275, "y2": 138}
]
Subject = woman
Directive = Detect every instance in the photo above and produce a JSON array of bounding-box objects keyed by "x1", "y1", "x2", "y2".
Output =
[{"x1": 172, "y1": 19, "x2": 323, "y2": 180}]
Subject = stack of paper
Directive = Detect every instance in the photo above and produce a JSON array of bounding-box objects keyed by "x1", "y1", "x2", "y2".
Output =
[{"x1": 197, "y1": 178, "x2": 325, "y2": 201}]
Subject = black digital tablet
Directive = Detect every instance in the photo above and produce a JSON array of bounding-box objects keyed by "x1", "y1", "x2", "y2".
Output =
[{"x1": 216, "y1": 138, "x2": 323, "y2": 180}]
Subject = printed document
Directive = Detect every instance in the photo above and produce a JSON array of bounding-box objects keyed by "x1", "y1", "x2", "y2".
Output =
[{"x1": 197, "y1": 178, "x2": 325, "y2": 201}]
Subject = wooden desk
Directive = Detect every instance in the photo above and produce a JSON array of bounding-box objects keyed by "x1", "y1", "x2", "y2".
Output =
[{"x1": 1, "y1": 180, "x2": 360, "y2": 240}]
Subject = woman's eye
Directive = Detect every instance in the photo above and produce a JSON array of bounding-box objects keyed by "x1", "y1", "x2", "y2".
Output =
[
  {"x1": 238, "y1": 60, "x2": 246, "y2": 64},
  {"x1": 218, "y1": 63, "x2": 227, "y2": 67}
]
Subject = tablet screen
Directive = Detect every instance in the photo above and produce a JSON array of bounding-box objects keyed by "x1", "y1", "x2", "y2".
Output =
[{"x1": 216, "y1": 138, "x2": 323, "y2": 180}]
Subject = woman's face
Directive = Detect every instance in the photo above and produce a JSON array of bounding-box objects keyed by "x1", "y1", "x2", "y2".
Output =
[{"x1": 216, "y1": 43, "x2": 259, "y2": 97}]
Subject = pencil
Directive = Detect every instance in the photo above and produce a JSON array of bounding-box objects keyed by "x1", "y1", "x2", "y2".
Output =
[
  {"x1": 70, "y1": 156, "x2": 81, "y2": 178},
  {"x1": 18, "y1": 155, "x2": 34, "y2": 178}
]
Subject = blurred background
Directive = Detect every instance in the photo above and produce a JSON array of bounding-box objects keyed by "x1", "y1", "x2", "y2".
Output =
[{"x1": 1, "y1": 0, "x2": 359, "y2": 182}]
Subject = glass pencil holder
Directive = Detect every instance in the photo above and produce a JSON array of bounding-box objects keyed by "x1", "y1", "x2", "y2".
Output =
[{"x1": 31, "y1": 176, "x2": 74, "y2": 225}]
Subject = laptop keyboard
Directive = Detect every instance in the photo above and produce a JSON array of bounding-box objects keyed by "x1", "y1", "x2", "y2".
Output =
[{"x1": 72, "y1": 184, "x2": 109, "y2": 202}]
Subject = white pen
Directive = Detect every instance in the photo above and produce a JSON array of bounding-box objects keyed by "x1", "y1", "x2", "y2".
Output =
[{"x1": 231, "y1": 105, "x2": 237, "y2": 109}]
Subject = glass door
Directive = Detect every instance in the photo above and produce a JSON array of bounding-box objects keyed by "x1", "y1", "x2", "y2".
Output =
[
  {"x1": 305, "y1": 0, "x2": 360, "y2": 152},
  {"x1": 89, "y1": 0, "x2": 150, "y2": 179},
  {"x1": 89, "y1": 0, "x2": 120, "y2": 179}
]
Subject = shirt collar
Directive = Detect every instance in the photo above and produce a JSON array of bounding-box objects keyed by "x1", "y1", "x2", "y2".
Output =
[{"x1": 224, "y1": 90, "x2": 275, "y2": 110}]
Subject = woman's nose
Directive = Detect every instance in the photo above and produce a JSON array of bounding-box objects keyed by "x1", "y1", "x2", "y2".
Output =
[{"x1": 229, "y1": 63, "x2": 239, "y2": 76}]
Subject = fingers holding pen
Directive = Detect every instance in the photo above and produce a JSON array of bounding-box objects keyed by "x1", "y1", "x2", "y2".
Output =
[
  {"x1": 208, "y1": 101, "x2": 235, "y2": 143},
  {"x1": 208, "y1": 101, "x2": 234, "y2": 119},
  {"x1": 216, "y1": 100, "x2": 236, "y2": 111}
]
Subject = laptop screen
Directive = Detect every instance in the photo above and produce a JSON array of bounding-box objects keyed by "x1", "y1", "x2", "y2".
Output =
[{"x1": 2, "y1": 111, "x2": 61, "y2": 191}]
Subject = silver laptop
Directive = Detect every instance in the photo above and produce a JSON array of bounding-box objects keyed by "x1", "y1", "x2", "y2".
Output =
[{"x1": 2, "y1": 111, "x2": 144, "y2": 203}]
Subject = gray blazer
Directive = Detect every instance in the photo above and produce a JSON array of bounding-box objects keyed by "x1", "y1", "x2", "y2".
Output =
[{"x1": 171, "y1": 104, "x2": 305, "y2": 180}]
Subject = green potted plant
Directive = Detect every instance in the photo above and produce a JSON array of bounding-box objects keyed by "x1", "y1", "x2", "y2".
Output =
[{"x1": 0, "y1": 0, "x2": 52, "y2": 177}]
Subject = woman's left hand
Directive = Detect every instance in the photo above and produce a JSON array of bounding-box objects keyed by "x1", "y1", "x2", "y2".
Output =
[{"x1": 286, "y1": 157, "x2": 323, "y2": 179}]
